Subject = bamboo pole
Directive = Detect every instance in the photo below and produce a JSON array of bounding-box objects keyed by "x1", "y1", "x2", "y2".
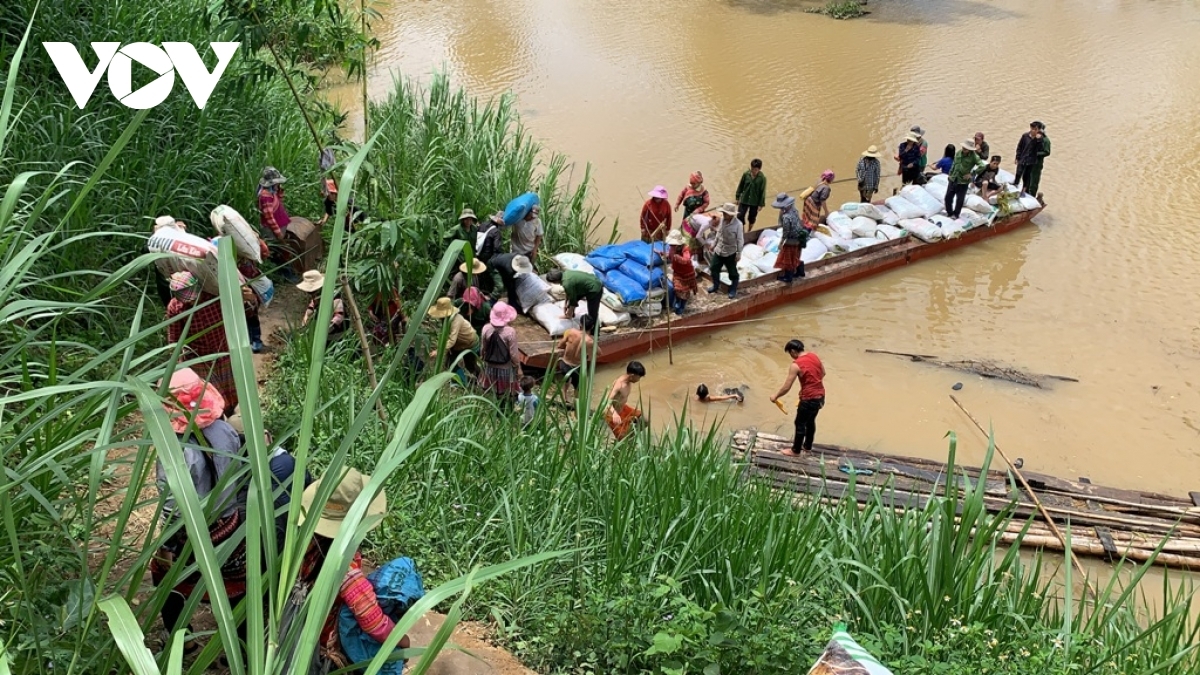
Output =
[
  {"x1": 340, "y1": 276, "x2": 387, "y2": 423},
  {"x1": 950, "y1": 395, "x2": 1094, "y2": 589}
]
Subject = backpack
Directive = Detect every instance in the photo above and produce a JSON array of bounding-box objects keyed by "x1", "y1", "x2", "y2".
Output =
[
  {"x1": 475, "y1": 225, "x2": 496, "y2": 256},
  {"x1": 482, "y1": 328, "x2": 511, "y2": 365}
]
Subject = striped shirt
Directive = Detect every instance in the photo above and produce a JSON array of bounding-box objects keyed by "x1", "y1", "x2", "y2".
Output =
[{"x1": 855, "y1": 157, "x2": 881, "y2": 192}]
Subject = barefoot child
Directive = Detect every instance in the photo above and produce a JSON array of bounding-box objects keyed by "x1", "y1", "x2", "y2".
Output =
[{"x1": 517, "y1": 376, "x2": 539, "y2": 427}]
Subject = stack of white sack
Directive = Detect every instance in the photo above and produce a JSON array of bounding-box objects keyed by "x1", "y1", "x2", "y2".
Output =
[
  {"x1": 553, "y1": 252, "x2": 596, "y2": 275},
  {"x1": 927, "y1": 173, "x2": 949, "y2": 187},
  {"x1": 801, "y1": 238, "x2": 830, "y2": 263},
  {"x1": 840, "y1": 202, "x2": 885, "y2": 221},
  {"x1": 848, "y1": 237, "x2": 883, "y2": 252},
  {"x1": 900, "y1": 218, "x2": 943, "y2": 243},
  {"x1": 754, "y1": 252, "x2": 779, "y2": 274},
  {"x1": 957, "y1": 208, "x2": 990, "y2": 229},
  {"x1": 740, "y1": 243, "x2": 766, "y2": 261},
  {"x1": 529, "y1": 301, "x2": 577, "y2": 337},
  {"x1": 812, "y1": 229, "x2": 850, "y2": 254},
  {"x1": 757, "y1": 228, "x2": 782, "y2": 253},
  {"x1": 574, "y1": 298, "x2": 631, "y2": 328},
  {"x1": 874, "y1": 224, "x2": 906, "y2": 241},
  {"x1": 900, "y1": 185, "x2": 944, "y2": 217},
  {"x1": 996, "y1": 168, "x2": 1016, "y2": 184},
  {"x1": 850, "y1": 216, "x2": 877, "y2": 238},
  {"x1": 825, "y1": 212, "x2": 855, "y2": 240},
  {"x1": 923, "y1": 179, "x2": 948, "y2": 203},
  {"x1": 884, "y1": 196, "x2": 924, "y2": 220},
  {"x1": 929, "y1": 215, "x2": 966, "y2": 239},
  {"x1": 874, "y1": 203, "x2": 901, "y2": 226}
]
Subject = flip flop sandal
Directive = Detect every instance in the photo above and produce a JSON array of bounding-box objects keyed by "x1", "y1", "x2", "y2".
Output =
[{"x1": 838, "y1": 462, "x2": 874, "y2": 476}]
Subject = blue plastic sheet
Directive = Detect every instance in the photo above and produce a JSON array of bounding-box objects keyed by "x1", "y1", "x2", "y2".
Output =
[
  {"x1": 585, "y1": 254, "x2": 624, "y2": 273},
  {"x1": 589, "y1": 244, "x2": 626, "y2": 260},
  {"x1": 603, "y1": 271, "x2": 648, "y2": 303},
  {"x1": 618, "y1": 260, "x2": 665, "y2": 289},
  {"x1": 503, "y1": 192, "x2": 540, "y2": 226}
]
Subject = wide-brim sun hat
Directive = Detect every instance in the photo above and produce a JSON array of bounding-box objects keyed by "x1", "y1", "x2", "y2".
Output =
[
  {"x1": 162, "y1": 367, "x2": 226, "y2": 434},
  {"x1": 862, "y1": 145, "x2": 881, "y2": 158},
  {"x1": 664, "y1": 229, "x2": 686, "y2": 246},
  {"x1": 490, "y1": 301, "x2": 517, "y2": 327},
  {"x1": 771, "y1": 192, "x2": 795, "y2": 209},
  {"x1": 511, "y1": 255, "x2": 534, "y2": 275},
  {"x1": 296, "y1": 270, "x2": 325, "y2": 293},
  {"x1": 718, "y1": 203, "x2": 738, "y2": 217},
  {"x1": 427, "y1": 296, "x2": 456, "y2": 319},
  {"x1": 905, "y1": 133, "x2": 920, "y2": 144},
  {"x1": 458, "y1": 208, "x2": 477, "y2": 222},
  {"x1": 910, "y1": 126, "x2": 925, "y2": 137},
  {"x1": 648, "y1": 185, "x2": 669, "y2": 199},
  {"x1": 299, "y1": 467, "x2": 387, "y2": 539},
  {"x1": 260, "y1": 166, "x2": 287, "y2": 187},
  {"x1": 961, "y1": 139, "x2": 977, "y2": 151},
  {"x1": 459, "y1": 258, "x2": 487, "y2": 275}
]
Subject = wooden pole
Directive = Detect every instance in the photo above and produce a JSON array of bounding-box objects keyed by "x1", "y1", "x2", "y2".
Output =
[
  {"x1": 340, "y1": 275, "x2": 388, "y2": 423},
  {"x1": 950, "y1": 395, "x2": 1093, "y2": 590},
  {"x1": 661, "y1": 252, "x2": 673, "y2": 366}
]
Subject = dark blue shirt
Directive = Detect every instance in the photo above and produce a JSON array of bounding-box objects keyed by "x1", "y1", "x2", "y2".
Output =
[{"x1": 934, "y1": 157, "x2": 954, "y2": 174}]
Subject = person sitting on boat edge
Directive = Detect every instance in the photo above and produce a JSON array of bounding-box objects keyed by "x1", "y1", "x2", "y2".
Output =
[
  {"x1": 769, "y1": 339, "x2": 826, "y2": 457},
  {"x1": 771, "y1": 192, "x2": 806, "y2": 284},
  {"x1": 664, "y1": 228, "x2": 698, "y2": 315},
  {"x1": 703, "y1": 203, "x2": 744, "y2": 299},
  {"x1": 974, "y1": 155, "x2": 1004, "y2": 202},
  {"x1": 696, "y1": 384, "x2": 743, "y2": 404},
  {"x1": 606, "y1": 361, "x2": 646, "y2": 441}
]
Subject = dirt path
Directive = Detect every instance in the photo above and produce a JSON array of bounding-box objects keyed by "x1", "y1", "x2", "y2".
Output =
[{"x1": 96, "y1": 284, "x2": 535, "y2": 675}]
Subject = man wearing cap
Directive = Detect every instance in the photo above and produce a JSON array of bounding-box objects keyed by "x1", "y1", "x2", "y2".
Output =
[
  {"x1": 735, "y1": 159, "x2": 767, "y2": 229},
  {"x1": 546, "y1": 269, "x2": 604, "y2": 325},
  {"x1": 640, "y1": 186, "x2": 673, "y2": 243},
  {"x1": 510, "y1": 205, "x2": 544, "y2": 264},
  {"x1": 1014, "y1": 122, "x2": 1045, "y2": 195},
  {"x1": 488, "y1": 253, "x2": 533, "y2": 313},
  {"x1": 855, "y1": 146, "x2": 882, "y2": 203},
  {"x1": 945, "y1": 140, "x2": 986, "y2": 219},
  {"x1": 1029, "y1": 123, "x2": 1050, "y2": 197},
  {"x1": 701, "y1": 203, "x2": 744, "y2": 299},
  {"x1": 772, "y1": 193, "x2": 806, "y2": 283}
]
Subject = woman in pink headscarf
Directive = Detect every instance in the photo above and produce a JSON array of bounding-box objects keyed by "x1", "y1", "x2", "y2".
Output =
[
  {"x1": 802, "y1": 170, "x2": 836, "y2": 230},
  {"x1": 675, "y1": 171, "x2": 710, "y2": 221}
]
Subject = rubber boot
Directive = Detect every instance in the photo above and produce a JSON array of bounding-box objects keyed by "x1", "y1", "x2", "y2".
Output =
[
  {"x1": 707, "y1": 282, "x2": 720, "y2": 294},
  {"x1": 797, "y1": 261, "x2": 805, "y2": 278},
  {"x1": 727, "y1": 280, "x2": 738, "y2": 299},
  {"x1": 675, "y1": 300, "x2": 686, "y2": 315},
  {"x1": 779, "y1": 272, "x2": 792, "y2": 284}
]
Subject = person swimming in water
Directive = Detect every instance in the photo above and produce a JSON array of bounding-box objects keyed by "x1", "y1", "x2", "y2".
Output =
[{"x1": 695, "y1": 384, "x2": 744, "y2": 403}]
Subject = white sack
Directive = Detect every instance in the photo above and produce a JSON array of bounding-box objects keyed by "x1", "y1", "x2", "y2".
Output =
[
  {"x1": 754, "y1": 252, "x2": 778, "y2": 274},
  {"x1": 516, "y1": 273, "x2": 555, "y2": 311},
  {"x1": 900, "y1": 185, "x2": 944, "y2": 217},
  {"x1": 826, "y1": 212, "x2": 855, "y2": 239},
  {"x1": 849, "y1": 237, "x2": 882, "y2": 251},
  {"x1": 875, "y1": 224, "x2": 905, "y2": 241},
  {"x1": 801, "y1": 238, "x2": 829, "y2": 263},
  {"x1": 927, "y1": 173, "x2": 949, "y2": 187},
  {"x1": 850, "y1": 216, "x2": 877, "y2": 238},
  {"x1": 840, "y1": 202, "x2": 885, "y2": 221},
  {"x1": 529, "y1": 301, "x2": 578, "y2": 337},
  {"x1": 1018, "y1": 195, "x2": 1041, "y2": 211},
  {"x1": 554, "y1": 252, "x2": 595, "y2": 275},
  {"x1": 885, "y1": 196, "x2": 924, "y2": 220},
  {"x1": 996, "y1": 168, "x2": 1016, "y2": 184},
  {"x1": 741, "y1": 243, "x2": 766, "y2": 261},
  {"x1": 923, "y1": 181, "x2": 948, "y2": 203},
  {"x1": 930, "y1": 215, "x2": 965, "y2": 239},
  {"x1": 964, "y1": 195, "x2": 992, "y2": 214},
  {"x1": 874, "y1": 204, "x2": 900, "y2": 226},
  {"x1": 210, "y1": 205, "x2": 261, "y2": 263},
  {"x1": 900, "y1": 218, "x2": 943, "y2": 243}
]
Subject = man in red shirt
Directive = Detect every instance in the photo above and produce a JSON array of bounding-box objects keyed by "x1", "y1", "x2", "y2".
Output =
[{"x1": 769, "y1": 339, "x2": 826, "y2": 456}]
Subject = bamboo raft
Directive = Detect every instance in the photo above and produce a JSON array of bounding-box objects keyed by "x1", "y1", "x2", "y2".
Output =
[{"x1": 733, "y1": 430, "x2": 1200, "y2": 570}]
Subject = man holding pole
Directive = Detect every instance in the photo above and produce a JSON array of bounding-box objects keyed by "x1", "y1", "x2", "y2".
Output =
[{"x1": 770, "y1": 339, "x2": 826, "y2": 456}]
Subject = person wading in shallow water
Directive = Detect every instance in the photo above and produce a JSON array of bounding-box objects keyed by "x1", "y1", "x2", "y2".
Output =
[
  {"x1": 769, "y1": 339, "x2": 826, "y2": 456},
  {"x1": 606, "y1": 361, "x2": 646, "y2": 441}
]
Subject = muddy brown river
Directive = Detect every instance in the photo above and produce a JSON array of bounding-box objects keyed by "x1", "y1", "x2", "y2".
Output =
[{"x1": 331, "y1": 0, "x2": 1200, "y2": 498}]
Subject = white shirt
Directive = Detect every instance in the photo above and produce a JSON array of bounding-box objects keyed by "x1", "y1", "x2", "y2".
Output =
[{"x1": 511, "y1": 217, "x2": 543, "y2": 256}]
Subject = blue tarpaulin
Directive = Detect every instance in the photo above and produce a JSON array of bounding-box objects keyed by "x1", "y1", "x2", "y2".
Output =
[
  {"x1": 603, "y1": 270, "x2": 649, "y2": 303},
  {"x1": 618, "y1": 260, "x2": 665, "y2": 289}
]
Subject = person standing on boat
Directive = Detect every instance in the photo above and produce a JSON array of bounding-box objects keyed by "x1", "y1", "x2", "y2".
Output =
[
  {"x1": 1028, "y1": 123, "x2": 1050, "y2": 197},
  {"x1": 802, "y1": 171, "x2": 835, "y2": 230},
  {"x1": 945, "y1": 140, "x2": 985, "y2": 219},
  {"x1": 855, "y1": 146, "x2": 882, "y2": 203},
  {"x1": 772, "y1": 193, "x2": 806, "y2": 283},
  {"x1": 675, "y1": 171, "x2": 710, "y2": 221},
  {"x1": 910, "y1": 126, "x2": 929, "y2": 173},
  {"x1": 735, "y1": 159, "x2": 767, "y2": 230},
  {"x1": 703, "y1": 203, "x2": 744, "y2": 299},
  {"x1": 770, "y1": 339, "x2": 826, "y2": 456},
  {"x1": 640, "y1": 186, "x2": 673, "y2": 243},
  {"x1": 510, "y1": 205, "x2": 544, "y2": 266},
  {"x1": 896, "y1": 134, "x2": 925, "y2": 186},
  {"x1": 664, "y1": 229, "x2": 698, "y2": 314},
  {"x1": 1013, "y1": 121, "x2": 1045, "y2": 195}
]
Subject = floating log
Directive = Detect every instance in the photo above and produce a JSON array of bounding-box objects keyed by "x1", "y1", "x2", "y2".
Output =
[
  {"x1": 733, "y1": 431, "x2": 1200, "y2": 571},
  {"x1": 865, "y1": 348, "x2": 1079, "y2": 388}
]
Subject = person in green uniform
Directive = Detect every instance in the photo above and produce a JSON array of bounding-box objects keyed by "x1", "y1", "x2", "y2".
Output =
[
  {"x1": 1028, "y1": 123, "x2": 1050, "y2": 197},
  {"x1": 546, "y1": 269, "x2": 603, "y2": 325},
  {"x1": 734, "y1": 158, "x2": 767, "y2": 229}
]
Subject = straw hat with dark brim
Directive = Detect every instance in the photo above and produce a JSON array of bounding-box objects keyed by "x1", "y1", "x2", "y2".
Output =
[
  {"x1": 458, "y1": 208, "x2": 477, "y2": 222},
  {"x1": 961, "y1": 139, "x2": 977, "y2": 151},
  {"x1": 299, "y1": 468, "x2": 387, "y2": 539},
  {"x1": 862, "y1": 145, "x2": 882, "y2": 158},
  {"x1": 905, "y1": 134, "x2": 920, "y2": 144},
  {"x1": 459, "y1": 259, "x2": 487, "y2": 275},
  {"x1": 296, "y1": 270, "x2": 325, "y2": 293},
  {"x1": 427, "y1": 296, "x2": 456, "y2": 319},
  {"x1": 511, "y1": 255, "x2": 534, "y2": 275}
]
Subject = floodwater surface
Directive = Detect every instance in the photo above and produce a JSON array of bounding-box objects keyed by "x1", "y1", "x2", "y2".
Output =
[{"x1": 330, "y1": 0, "x2": 1200, "y2": 497}]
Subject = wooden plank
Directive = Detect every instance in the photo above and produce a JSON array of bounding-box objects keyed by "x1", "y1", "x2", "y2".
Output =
[{"x1": 1190, "y1": 492, "x2": 1200, "y2": 507}]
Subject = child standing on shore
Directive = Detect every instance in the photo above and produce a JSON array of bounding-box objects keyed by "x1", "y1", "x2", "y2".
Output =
[{"x1": 517, "y1": 376, "x2": 539, "y2": 427}]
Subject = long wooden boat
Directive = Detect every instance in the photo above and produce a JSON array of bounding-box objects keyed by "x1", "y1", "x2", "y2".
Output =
[
  {"x1": 515, "y1": 204, "x2": 1044, "y2": 369},
  {"x1": 733, "y1": 430, "x2": 1200, "y2": 570}
]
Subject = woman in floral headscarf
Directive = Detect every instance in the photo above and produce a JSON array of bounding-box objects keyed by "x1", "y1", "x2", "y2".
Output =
[{"x1": 676, "y1": 172, "x2": 711, "y2": 261}]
